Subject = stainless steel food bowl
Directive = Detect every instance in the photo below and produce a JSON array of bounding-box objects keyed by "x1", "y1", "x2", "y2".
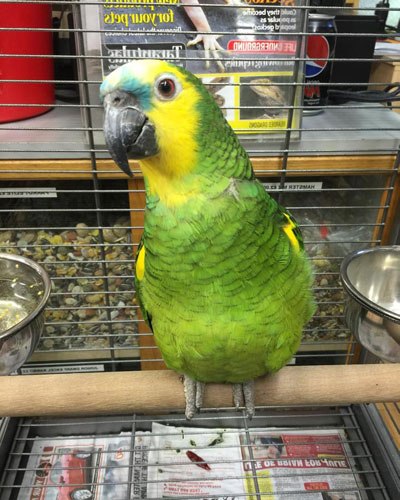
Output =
[
  {"x1": 0, "y1": 253, "x2": 51, "y2": 374},
  {"x1": 340, "y1": 246, "x2": 400, "y2": 362}
]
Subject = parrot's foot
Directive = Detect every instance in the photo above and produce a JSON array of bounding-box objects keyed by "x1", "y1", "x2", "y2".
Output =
[
  {"x1": 183, "y1": 375, "x2": 205, "y2": 419},
  {"x1": 232, "y1": 381, "x2": 255, "y2": 418},
  {"x1": 232, "y1": 384, "x2": 244, "y2": 408}
]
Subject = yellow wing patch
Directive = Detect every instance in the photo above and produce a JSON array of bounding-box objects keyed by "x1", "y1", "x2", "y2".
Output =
[
  {"x1": 136, "y1": 245, "x2": 145, "y2": 281},
  {"x1": 283, "y1": 213, "x2": 300, "y2": 253}
]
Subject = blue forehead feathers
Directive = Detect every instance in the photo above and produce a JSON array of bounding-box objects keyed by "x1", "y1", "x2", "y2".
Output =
[{"x1": 100, "y1": 66, "x2": 152, "y2": 111}]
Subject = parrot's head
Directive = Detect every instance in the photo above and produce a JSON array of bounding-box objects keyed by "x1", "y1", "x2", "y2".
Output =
[{"x1": 101, "y1": 59, "x2": 222, "y2": 179}]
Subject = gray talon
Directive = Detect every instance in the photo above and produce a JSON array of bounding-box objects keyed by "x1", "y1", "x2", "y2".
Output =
[
  {"x1": 195, "y1": 381, "x2": 205, "y2": 410},
  {"x1": 232, "y1": 381, "x2": 255, "y2": 417},
  {"x1": 184, "y1": 376, "x2": 205, "y2": 419},
  {"x1": 183, "y1": 375, "x2": 196, "y2": 419},
  {"x1": 232, "y1": 383, "x2": 244, "y2": 409},
  {"x1": 243, "y1": 380, "x2": 255, "y2": 418}
]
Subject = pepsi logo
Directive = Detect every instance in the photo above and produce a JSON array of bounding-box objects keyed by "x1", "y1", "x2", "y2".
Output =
[{"x1": 306, "y1": 35, "x2": 329, "y2": 78}]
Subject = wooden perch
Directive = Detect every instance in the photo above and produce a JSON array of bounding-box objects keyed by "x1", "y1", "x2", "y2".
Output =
[{"x1": 1, "y1": 364, "x2": 399, "y2": 417}]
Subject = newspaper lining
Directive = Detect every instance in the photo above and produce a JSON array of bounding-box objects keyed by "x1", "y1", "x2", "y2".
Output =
[
  {"x1": 242, "y1": 429, "x2": 363, "y2": 500},
  {"x1": 18, "y1": 426, "x2": 364, "y2": 500},
  {"x1": 146, "y1": 425, "x2": 363, "y2": 499},
  {"x1": 18, "y1": 432, "x2": 151, "y2": 500},
  {"x1": 146, "y1": 422, "x2": 245, "y2": 498}
]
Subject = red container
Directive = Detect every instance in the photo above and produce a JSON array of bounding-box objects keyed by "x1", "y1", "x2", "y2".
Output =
[{"x1": 0, "y1": 3, "x2": 54, "y2": 123}]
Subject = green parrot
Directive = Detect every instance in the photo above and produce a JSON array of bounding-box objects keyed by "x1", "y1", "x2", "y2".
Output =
[{"x1": 101, "y1": 59, "x2": 315, "y2": 418}]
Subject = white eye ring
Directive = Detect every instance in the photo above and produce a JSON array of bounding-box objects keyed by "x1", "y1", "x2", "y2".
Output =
[{"x1": 154, "y1": 73, "x2": 182, "y2": 101}]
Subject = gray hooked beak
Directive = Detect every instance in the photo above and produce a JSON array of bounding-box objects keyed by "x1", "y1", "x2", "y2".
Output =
[{"x1": 103, "y1": 91, "x2": 158, "y2": 176}]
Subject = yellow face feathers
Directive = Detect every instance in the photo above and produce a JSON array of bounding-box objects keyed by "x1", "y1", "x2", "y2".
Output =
[
  {"x1": 104, "y1": 60, "x2": 201, "y2": 204},
  {"x1": 142, "y1": 69, "x2": 200, "y2": 191},
  {"x1": 101, "y1": 59, "x2": 217, "y2": 206}
]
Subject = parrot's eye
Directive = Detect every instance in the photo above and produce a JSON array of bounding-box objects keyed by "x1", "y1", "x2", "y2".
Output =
[
  {"x1": 158, "y1": 79, "x2": 175, "y2": 97},
  {"x1": 155, "y1": 74, "x2": 181, "y2": 101}
]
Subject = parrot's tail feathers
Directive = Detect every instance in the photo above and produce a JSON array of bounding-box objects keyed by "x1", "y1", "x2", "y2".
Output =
[{"x1": 183, "y1": 375, "x2": 205, "y2": 419}]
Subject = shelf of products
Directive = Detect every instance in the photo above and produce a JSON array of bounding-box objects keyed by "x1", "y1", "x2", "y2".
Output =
[{"x1": 1, "y1": 102, "x2": 400, "y2": 161}]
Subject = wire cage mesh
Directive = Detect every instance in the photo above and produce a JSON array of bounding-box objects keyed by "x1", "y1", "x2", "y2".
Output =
[
  {"x1": 0, "y1": 407, "x2": 394, "y2": 499},
  {"x1": 0, "y1": 0, "x2": 400, "y2": 498}
]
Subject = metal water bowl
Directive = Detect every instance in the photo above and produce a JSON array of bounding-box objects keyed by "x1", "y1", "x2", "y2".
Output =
[
  {"x1": 341, "y1": 246, "x2": 400, "y2": 363},
  {"x1": 0, "y1": 253, "x2": 51, "y2": 374}
]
